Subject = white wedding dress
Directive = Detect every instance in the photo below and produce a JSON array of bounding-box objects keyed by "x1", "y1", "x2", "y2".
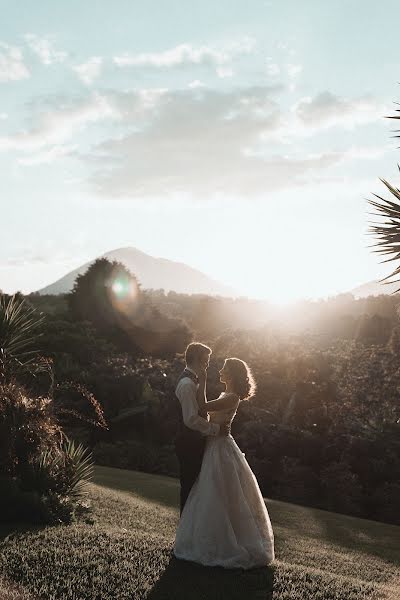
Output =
[{"x1": 174, "y1": 394, "x2": 275, "y2": 569}]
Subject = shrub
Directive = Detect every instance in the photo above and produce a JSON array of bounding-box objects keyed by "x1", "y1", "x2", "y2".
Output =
[
  {"x1": 371, "y1": 482, "x2": 400, "y2": 525},
  {"x1": 273, "y1": 457, "x2": 319, "y2": 505},
  {"x1": 0, "y1": 382, "x2": 61, "y2": 480},
  {"x1": 320, "y1": 461, "x2": 364, "y2": 515},
  {"x1": 0, "y1": 383, "x2": 93, "y2": 524},
  {"x1": 93, "y1": 440, "x2": 178, "y2": 476}
]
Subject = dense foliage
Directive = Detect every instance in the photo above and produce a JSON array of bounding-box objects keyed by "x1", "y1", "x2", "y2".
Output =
[
  {"x1": 68, "y1": 258, "x2": 191, "y2": 356},
  {"x1": 0, "y1": 294, "x2": 96, "y2": 524},
  {"x1": 25, "y1": 280, "x2": 400, "y2": 525}
]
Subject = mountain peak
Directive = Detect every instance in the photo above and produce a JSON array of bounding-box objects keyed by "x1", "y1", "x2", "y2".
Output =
[{"x1": 36, "y1": 247, "x2": 237, "y2": 297}]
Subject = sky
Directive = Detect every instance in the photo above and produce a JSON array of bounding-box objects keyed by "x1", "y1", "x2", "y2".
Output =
[{"x1": 1, "y1": 0, "x2": 399, "y2": 303}]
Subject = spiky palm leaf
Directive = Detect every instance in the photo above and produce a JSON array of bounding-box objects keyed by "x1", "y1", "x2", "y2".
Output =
[
  {"x1": 62, "y1": 438, "x2": 94, "y2": 499},
  {"x1": 0, "y1": 294, "x2": 44, "y2": 379},
  {"x1": 368, "y1": 99, "x2": 400, "y2": 292},
  {"x1": 386, "y1": 101, "x2": 400, "y2": 142},
  {"x1": 368, "y1": 175, "x2": 400, "y2": 292},
  {"x1": 33, "y1": 439, "x2": 93, "y2": 499},
  {"x1": 31, "y1": 447, "x2": 63, "y2": 494}
]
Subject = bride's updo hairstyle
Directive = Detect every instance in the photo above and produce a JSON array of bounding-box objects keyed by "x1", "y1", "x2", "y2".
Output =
[{"x1": 225, "y1": 358, "x2": 256, "y2": 401}]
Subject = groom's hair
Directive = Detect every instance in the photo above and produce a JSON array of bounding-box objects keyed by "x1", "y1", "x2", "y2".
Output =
[{"x1": 185, "y1": 342, "x2": 212, "y2": 366}]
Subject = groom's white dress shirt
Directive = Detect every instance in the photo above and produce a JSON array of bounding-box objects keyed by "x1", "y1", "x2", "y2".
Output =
[{"x1": 175, "y1": 366, "x2": 220, "y2": 436}]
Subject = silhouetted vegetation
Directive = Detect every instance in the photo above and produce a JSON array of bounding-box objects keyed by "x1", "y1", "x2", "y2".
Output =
[
  {"x1": 68, "y1": 258, "x2": 191, "y2": 356},
  {"x1": 0, "y1": 294, "x2": 97, "y2": 524},
  {"x1": 23, "y1": 267, "x2": 400, "y2": 525},
  {"x1": 368, "y1": 101, "x2": 400, "y2": 292}
]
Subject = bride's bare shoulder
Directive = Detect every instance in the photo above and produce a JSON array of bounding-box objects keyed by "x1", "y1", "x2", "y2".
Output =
[{"x1": 206, "y1": 392, "x2": 239, "y2": 412}]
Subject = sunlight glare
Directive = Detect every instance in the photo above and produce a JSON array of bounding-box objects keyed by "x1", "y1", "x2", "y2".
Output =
[{"x1": 111, "y1": 277, "x2": 136, "y2": 300}]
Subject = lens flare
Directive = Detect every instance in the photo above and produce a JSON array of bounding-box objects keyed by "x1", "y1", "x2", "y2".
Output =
[
  {"x1": 108, "y1": 272, "x2": 139, "y2": 318},
  {"x1": 111, "y1": 276, "x2": 136, "y2": 299},
  {"x1": 112, "y1": 280, "x2": 126, "y2": 297}
]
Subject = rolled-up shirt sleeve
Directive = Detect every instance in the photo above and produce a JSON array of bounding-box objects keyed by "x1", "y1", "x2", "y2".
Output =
[{"x1": 176, "y1": 380, "x2": 220, "y2": 436}]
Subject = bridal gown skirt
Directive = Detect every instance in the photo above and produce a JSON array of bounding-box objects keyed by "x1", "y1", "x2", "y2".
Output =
[{"x1": 174, "y1": 434, "x2": 275, "y2": 569}]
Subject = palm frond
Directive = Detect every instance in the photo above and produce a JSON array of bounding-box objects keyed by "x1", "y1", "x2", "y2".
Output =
[
  {"x1": 63, "y1": 438, "x2": 94, "y2": 499},
  {"x1": 0, "y1": 294, "x2": 44, "y2": 378}
]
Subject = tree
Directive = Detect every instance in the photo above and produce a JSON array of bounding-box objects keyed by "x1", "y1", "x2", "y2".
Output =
[
  {"x1": 68, "y1": 258, "x2": 191, "y2": 355},
  {"x1": 68, "y1": 258, "x2": 142, "y2": 333}
]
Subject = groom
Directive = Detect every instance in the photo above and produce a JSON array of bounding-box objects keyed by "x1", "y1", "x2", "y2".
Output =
[{"x1": 175, "y1": 342, "x2": 230, "y2": 514}]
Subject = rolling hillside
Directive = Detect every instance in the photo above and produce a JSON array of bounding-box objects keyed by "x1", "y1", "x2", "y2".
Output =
[
  {"x1": 36, "y1": 247, "x2": 237, "y2": 297},
  {"x1": 350, "y1": 279, "x2": 400, "y2": 298},
  {"x1": 0, "y1": 466, "x2": 398, "y2": 600}
]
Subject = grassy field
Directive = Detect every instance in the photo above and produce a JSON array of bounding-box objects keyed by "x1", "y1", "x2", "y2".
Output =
[{"x1": 0, "y1": 465, "x2": 399, "y2": 600}]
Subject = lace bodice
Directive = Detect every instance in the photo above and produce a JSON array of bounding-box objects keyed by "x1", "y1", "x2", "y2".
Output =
[{"x1": 208, "y1": 393, "x2": 238, "y2": 426}]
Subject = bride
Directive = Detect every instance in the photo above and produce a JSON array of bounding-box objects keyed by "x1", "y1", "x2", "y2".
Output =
[{"x1": 173, "y1": 357, "x2": 275, "y2": 569}]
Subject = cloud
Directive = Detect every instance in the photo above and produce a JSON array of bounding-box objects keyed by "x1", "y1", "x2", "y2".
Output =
[
  {"x1": 188, "y1": 80, "x2": 205, "y2": 89},
  {"x1": 24, "y1": 34, "x2": 67, "y2": 65},
  {"x1": 0, "y1": 93, "x2": 119, "y2": 152},
  {"x1": 1, "y1": 255, "x2": 48, "y2": 267},
  {"x1": 73, "y1": 56, "x2": 103, "y2": 85},
  {"x1": 76, "y1": 85, "x2": 348, "y2": 198},
  {"x1": 292, "y1": 91, "x2": 386, "y2": 130},
  {"x1": 113, "y1": 38, "x2": 255, "y2": 68},
  {"x1": 0, "y1": 42, "x2": 30, "y2": 81},
  {"x1": 216, "y1": 66, "x2": 234, "y2": 78},
  {"x1": 4, "y1": 79, "x2": 384, "y2": 200},
  {"x1": 0, "y1": 250, "x2": 79, "y2": 270},
  {"x1": 266, "y1": 61, "x2": 280, "y2": 76},
  {"x1": 287, "y1": 63, "x2": 302, "y2": 78},
  {"x1": 343, "y1": 144, "x2": 390, "y2": 160},
  {"x1": 18, "y1": 144, "x2": 77, "y2": 166}
]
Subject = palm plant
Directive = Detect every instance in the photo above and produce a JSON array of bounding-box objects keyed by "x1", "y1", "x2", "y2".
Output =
[
  {"x1": 0, "y1": 294, "x2": 45, "y2": 381},
  {"x1": 368, "y1": 104, "x2": 400, "y2": 292},
  {"x1": 32, "y1": 438, "x2": 93, "y2": 500},
  {"x1": 0, "y1": 295, "x2": 97, "y2": 523},
  {"x1": 0, "y1": 382, "x2": 62, "y2": 479},
  {"x1": 62, "y1": 438, "x2": 94, "y2": 500}
]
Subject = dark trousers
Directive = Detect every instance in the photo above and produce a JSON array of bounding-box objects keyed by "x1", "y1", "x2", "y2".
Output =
[{"x1": 175, "y1": 430, "x2": 206, "y2": 515}]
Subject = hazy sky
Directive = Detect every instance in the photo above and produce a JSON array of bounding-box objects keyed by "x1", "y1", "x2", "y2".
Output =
[{"x1": 1, "y1": 0, "x2": 399, "y2": 302}]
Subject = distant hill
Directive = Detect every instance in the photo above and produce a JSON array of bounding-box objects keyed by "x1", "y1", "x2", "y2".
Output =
[
  {"x1": 36, "y1": 247, "x2": 237, "y2": 297},
  {"x1": 350, "y1": 279, "x2": 400, "y2": 298}
]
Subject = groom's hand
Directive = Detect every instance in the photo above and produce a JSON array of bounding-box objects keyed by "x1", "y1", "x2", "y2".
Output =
[{"x1": 219, "y1": 423, "x2": 231, "y2": 437}]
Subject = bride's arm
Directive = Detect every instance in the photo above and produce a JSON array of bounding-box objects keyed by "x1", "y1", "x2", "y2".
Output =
[
  {"x1": 205, "y1": 393, "x2": 239, "y2": 412},
  {"x1": 196, "y1": 375, "x2": 238, "y2": 413}
]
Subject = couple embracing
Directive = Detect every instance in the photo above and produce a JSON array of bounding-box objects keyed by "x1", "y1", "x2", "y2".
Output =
[{"x1": 173, "y1": 342, "x2": 275, "y2": 569}]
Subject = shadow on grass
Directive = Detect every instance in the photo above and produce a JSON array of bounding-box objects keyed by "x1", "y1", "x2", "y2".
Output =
[
  {"x1": 312, "y1": 506, "x2": 400, "y2": 566},
  {"x1": 94, "y1": 466, "x2": 179, "y2": 509},
  {"x1": 147, "y1": 556, "x2": 275, "y2": 600},
  {"x1": 0, "y1": 522, "x2": 42, "y2": 542}
]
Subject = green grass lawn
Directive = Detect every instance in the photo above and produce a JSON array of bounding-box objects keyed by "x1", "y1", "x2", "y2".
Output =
[{"x1": 0, "y1": 465, "x2": 399, "y2": 600}]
